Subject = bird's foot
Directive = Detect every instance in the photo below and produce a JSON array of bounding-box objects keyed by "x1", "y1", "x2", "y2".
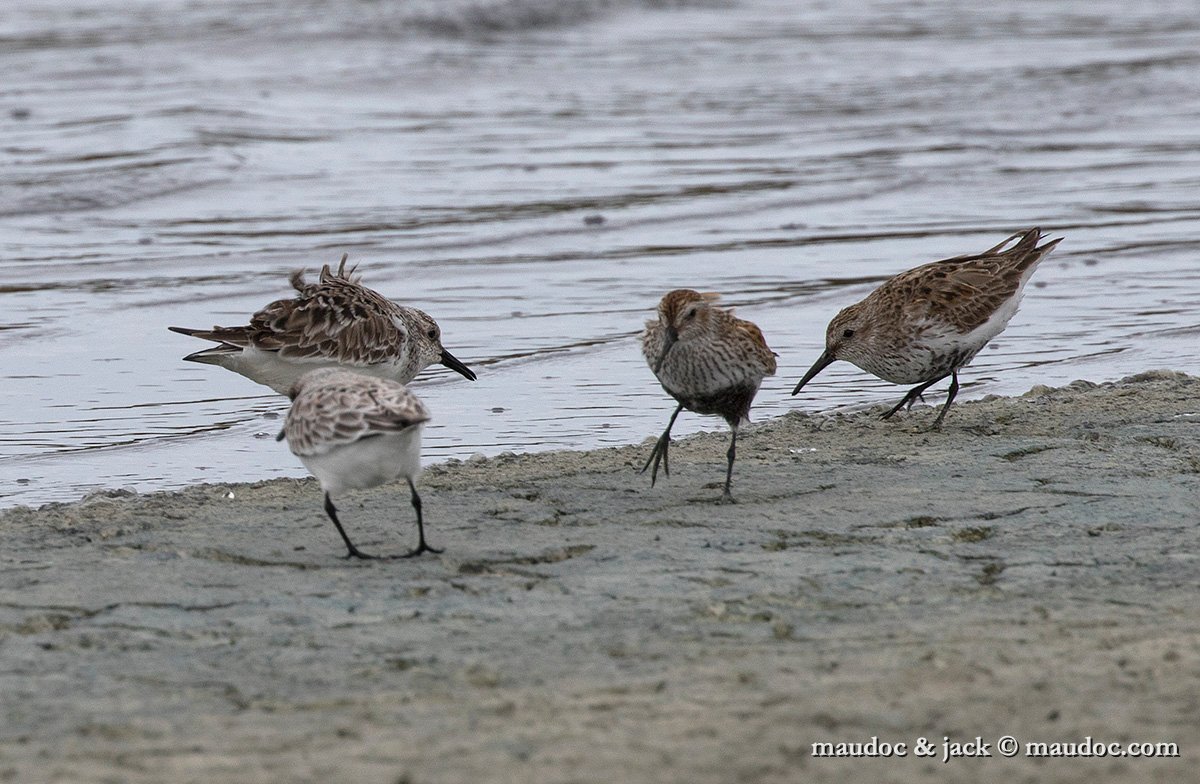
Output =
[
  {"x1": 640, "y1": 435, "x2": 671, "y2": 486},
  {"x1": 401, "y1": 542, "x2": 444, "y2": 558}
]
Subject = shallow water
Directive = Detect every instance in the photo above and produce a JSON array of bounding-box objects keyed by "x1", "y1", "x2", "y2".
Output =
[{"x1": 3, "y1": 0, "x2": 1199, "y2": 508}]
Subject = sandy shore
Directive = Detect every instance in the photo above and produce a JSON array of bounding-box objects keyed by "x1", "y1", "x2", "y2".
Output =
[{"x1": 2, "y1": 371, "x2": 1198, "y2": 783}]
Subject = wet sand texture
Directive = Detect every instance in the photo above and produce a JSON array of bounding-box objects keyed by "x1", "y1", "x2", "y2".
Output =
[{"x1": 2, "y1": 371, "x2": 1198, "y2": 783}]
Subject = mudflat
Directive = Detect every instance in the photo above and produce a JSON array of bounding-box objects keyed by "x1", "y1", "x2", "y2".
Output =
[{"x1": 2, "y1": 371, "x2": 1197, "y2": 783}]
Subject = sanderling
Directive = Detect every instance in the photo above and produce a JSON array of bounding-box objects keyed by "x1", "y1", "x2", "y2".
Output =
[
  {"x1": 278, "y1": 367, "x2": 439, "y2": 559},
  {"x1": 170, "y1": 254, "x2": 476, "y2": 394},
  {"x1": 641, "y1": 289, "x2": 777, "y2": 502},
  {"x1": 791, "y1": 227, "x2": 1062, "y2": 427}
]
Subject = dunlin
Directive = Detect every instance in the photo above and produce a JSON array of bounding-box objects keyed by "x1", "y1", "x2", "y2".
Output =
[
  {"x1": 170, "y1": 254, "x2": 477, "y2": 394},
  {"x1": 791, "y1": 228, "x2": 1061, "y2": 427},
  {"x1": 278, "y1": 367, "x2": 439, "y2": 559},
  {"x1": 641, "y1": 289, "x2": 777, "y2": 501}
]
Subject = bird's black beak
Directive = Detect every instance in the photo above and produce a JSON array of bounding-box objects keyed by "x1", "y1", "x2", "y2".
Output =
[
  {"x1": 791, "y1": 349, "x2": 835, "y2": 395},
  {"x1": 275, "y1": 427, "x2": 286, "y2": 442},
  {"x1": 652, "y1": 327, "x2": 679, "y2": 374},
  {"x1": 441, "y1": 349, "x2": 477, "y2": 381}
]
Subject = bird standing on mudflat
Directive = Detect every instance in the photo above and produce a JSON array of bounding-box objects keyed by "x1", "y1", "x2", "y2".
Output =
[
  {"x1": 170, "y1": 254, "x2": 476, "y2": 394},
  {"x1": 791, "y1": 227, "x2": 1061, "y2": 427},
  {"x1": 642, "y1": 289, "x2": 777, "y2": 502},
  {"x1": 279, "y1": 367, "x2": 439, "y2": 559}
]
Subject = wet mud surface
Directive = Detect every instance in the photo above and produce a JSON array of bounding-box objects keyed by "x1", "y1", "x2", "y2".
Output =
[{"x1": 2, "y1": 371, "x2": 1198, "y2": 782}]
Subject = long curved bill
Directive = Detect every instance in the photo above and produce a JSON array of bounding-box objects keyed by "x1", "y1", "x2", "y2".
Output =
[
  {"x1": 652, "y1": 328, "x2": 679, "y2": 374},
  {"x1": 791, "y1": 349, "x2": 834, "y2": 395},
  {"x1": 440, "y1": 349, "x2": 477, "y2": 381}
]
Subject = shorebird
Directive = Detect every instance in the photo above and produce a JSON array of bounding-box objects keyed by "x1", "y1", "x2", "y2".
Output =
[
  {"x1": 641, "y1": 289, "x2": 777, "y2": 502},
  {"x1": 278, "y1": 367, "x2": 439, "y2": 559},
  {"x1": 791, "y1": 227, "x2": 1061, "y2": 427},
  {"x1": 170, "y1": 254, "x2": 476, "y2": 394}
]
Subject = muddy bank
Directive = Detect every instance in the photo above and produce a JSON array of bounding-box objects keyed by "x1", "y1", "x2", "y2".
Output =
[{"x1": 2, "y1": 371, "x2": 1198, "y2": 783}]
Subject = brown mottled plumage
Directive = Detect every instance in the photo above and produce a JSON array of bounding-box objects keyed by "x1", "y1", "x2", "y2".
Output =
[
  {"x1": 278, "y1": 368, "x2": 438, "y2": 559},
  {"x1": 792, "y1": 228, "x2": 1061, "y2": 427},
  {"x1": 641, "y1": 289, "x2": 777, "y2": 501},
  {"x1": 169, "y1": 254, "x2": 476, "y2": 394}
]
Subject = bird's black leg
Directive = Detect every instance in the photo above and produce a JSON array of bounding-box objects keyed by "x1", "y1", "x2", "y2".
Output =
[
  {"x1": 931, "y1": 370, "x2": 960, "y2": 429},
  {"x1": 324, "y1": 493, "x2": 375, "y2": 560},
  {"x1": 881, "y1": 375, "x2": 948, "y2": 420},
  {"x1": 640, "y1": 403, "x2": 685, "y2": 487},
  {"x1": 402, "y1": 478, "x2": 443, "y2": 558},
  {"x1": 718, "y1": 425, "x2": 738, "y2": 504}
]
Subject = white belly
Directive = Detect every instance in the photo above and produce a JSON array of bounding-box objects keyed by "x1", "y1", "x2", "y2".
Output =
[
  {"x1": 224, "y1": 347, "x2": 404, "y2": 394},
  {"x1": 300, "y1": 426, "x2": 423, "y2": 496}
]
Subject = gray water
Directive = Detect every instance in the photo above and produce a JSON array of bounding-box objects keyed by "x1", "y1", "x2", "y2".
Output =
[{"x1": 3, "y1": 0, "x2": 1199, "y2": 508}]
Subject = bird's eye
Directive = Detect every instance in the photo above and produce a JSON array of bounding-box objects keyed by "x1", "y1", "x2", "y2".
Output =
[
  {"x1": 842, "y1": 328, "x2": 855, "y2": 338},
  {"x1": 683, "y1": 310, "x2": 696, "y2": 321},
  {"x1": 427, "y1": 328, "x2": 438, "y2": 340}
]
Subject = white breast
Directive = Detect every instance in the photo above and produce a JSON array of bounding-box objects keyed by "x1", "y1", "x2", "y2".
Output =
[{"x1": 299, "y1": 426, "x2": 423, "y2": 496}]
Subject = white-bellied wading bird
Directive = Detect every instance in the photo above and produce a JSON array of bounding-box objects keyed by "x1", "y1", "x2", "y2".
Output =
[
  {"x1": 170, "y1": 254, "x2": 476, "y2": 394},
  {"x1": 641, "y1": 289, "x2": 777, "y2": 502},
  {"x1": 279, "y1": 367, "x2": 439, "y2": 559},
  {"x1": 791, "y1": 227, "x2": 1061, "y2": 427}
]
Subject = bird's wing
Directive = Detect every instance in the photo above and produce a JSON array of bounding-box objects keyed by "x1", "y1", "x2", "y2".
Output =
[
  {"x1": 245, "y1": 268, "x2": 406, "y2": 364},
  {"x1": 730, "y1": 316, "x2": 778, "y2": 376},
  {"x1": 886, "y1": 229, "x2": 1058, "y2": 332},
  {"x1": 285, "y1": 376, "x2": 430, "y2": 457}
]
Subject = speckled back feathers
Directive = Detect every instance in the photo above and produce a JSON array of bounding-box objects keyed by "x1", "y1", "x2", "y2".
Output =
[
  {"x1": 283, "y1": 368, "x2": 430, "y2": 458},
  {"x1": 233, "y1": 255, "x2": 442, "y2": 368},
  {"x1": 844, "y1": 228, "x2": 1058, "y2": 334}
]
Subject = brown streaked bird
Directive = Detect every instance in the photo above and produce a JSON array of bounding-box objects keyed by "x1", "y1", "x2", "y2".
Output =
[
  {"x1": 791, "y1": 227, "x2": 1061, "y2": 427},
  {"x1": 641, "y1": 289, "x2": 777, "y2": 502},
  {"x1": 278, "y1": 367, "x2": 438, "y2": 559},
  {"x1": 169, "y1": 254, "x2": 477, "y2": 394}
]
